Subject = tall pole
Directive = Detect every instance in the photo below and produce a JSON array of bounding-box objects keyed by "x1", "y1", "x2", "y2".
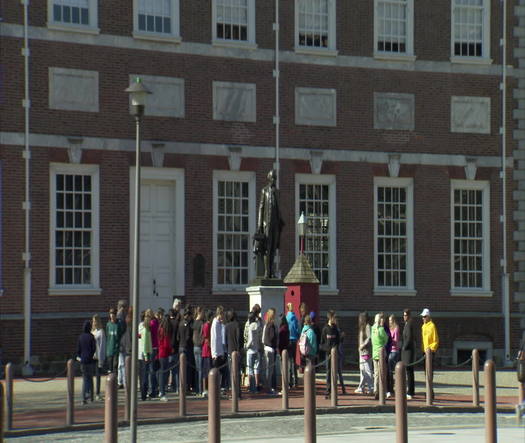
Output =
[{"x1": 274, "y1": 0, "x2": 280, "y2": 188}]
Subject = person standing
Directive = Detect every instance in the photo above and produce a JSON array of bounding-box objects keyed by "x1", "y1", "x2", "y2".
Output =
[
  {"x1": 157, "y1": 314, "x2": 172, "y2": 402},
  {"x1": 168, "y1": 303, "x2": 182, "y2": 393},
  {"x1": 263, "y1": 308, "x2": 278, "y2": 394},
  {"x1": 211, "y1": 306, "x2": 227, "y2": 391},
  {"x1": 320, "y1": 311, "x2": 340, "y2": 399},
  {"x1": 355, "y1": 312, "x2": 373, "y2": 395},
  {"x1": 386, "y1": 314, "x2": 401, "y2": 398},
  {"x1": 371, "y1": 313, "x2": 388, "y2": 399},
  {"x1": 401, "y1": 308, "x2": 417, "y2": 399},
  {"x1": 225, "y1": 309, "x2": 242, "y2": 398},
  {"x1": 201, "y1": 310, "x2": 213, "y2": 397},
  {"x1": 300, "y1": 314, "x2": 318, "y2": 365},
  {"x1": 285, "y1": 303, "x2": 299, "y2": 388},
  {"x1": 116, "y1": 299, "x2": 129, "y2": 390},
  {"x1": 192, "y1": 307, "x2": 204, "y2": 395},
  {"x1": 178, "y1": 307, "x2": 195, "y2": 394},
  {"x1": 77, "y1": 320, "x2": 96, "y2": 405},
  {"x1": 91, "y1": 314, "x2": 106, "y2": 401},
  {"x1": 246, "y1": 312, "x2": 262, "y2": 393},
  {"x1": 421, "y1": 308, "x2": 439, "y2": 400},
  {"x1": 106, "y1": 308, "x2": 122, "y2": 374},
  {"x1": 138, "y1": 311, "x2": 152, "y2": 401}
]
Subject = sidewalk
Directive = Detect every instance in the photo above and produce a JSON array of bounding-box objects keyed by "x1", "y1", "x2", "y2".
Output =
[{"x1": 2, "y1": 369, "x2": 522, "y2": 437}]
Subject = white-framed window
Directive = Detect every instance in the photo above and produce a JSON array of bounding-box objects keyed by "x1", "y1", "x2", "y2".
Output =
[
  {"x1": 213, "y1": 171, "x2": 256, "y2": 290},
  {"x1": 451, "y1": 0, "x2": 490, "y2": 61},
  {"x1": 374, "y1": 177, "x2": 415, "y2": 295},
  {"x1": 295, "y1": 0, "x2": 337, "y2": 53},
  {"x1": 49, "y1": 163, "x2": 100, "y2": 295},
  {"x1": 133, "y1": 0, "x2": 180, "y2": 41},
  {"x1": 296, "y1": 174, "x2": 337, "y2": 290},
  {"x1": 47, "y1": 0, "x2": 98, "y2": 32},
  {"x1": 212, "y1": 0, "x2": 256, "y2": 45},
  {"x1": 450, "y1": 180, "x2": 491, "y2": 296},
  {"x1": 374, "y1": 0, "x2": 414, "y2": 57}
]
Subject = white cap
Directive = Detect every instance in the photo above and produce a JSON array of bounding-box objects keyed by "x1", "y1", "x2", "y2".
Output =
[
  {"x1": 420, "y1": 308, "x2": 431, "y2": 317},
  {"x1": 172, "y1": 298, "x2": 181, "y2": 308}
]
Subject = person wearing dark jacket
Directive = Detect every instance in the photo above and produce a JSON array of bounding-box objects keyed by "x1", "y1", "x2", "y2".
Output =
[
  {"x1": 401, "y1": 308, "x2": 417, "y2": 399},
  {"x1": 168, "y1": 304, "x2": 181, "y2": 392},
  {"x1": 225, "y1": 309, "x2": 242, "y2": 398},
  {"x1": 263, "y1": 308, "x2": 278, "y2": 393},
  {"x1": 177, "y1": 308, "x2": 195, "y2": 393},
  {"x1": 77, "y1": 320, "x2": 96, "y2": 404},
  {"x1": 320, "y1": 311, "x2": 340, "y2": 398}
]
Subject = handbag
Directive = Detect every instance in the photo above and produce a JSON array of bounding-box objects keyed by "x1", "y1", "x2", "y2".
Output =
[{"x1": 518, "y1": 359, "x2": 525, "y2": 383}]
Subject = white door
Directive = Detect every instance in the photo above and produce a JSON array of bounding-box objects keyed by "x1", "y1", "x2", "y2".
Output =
[{"x1": 139, "y1": 180, "x2": 176, "y2": 313}]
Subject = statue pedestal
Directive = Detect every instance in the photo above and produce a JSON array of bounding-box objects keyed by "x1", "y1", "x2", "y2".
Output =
[{"x1": 246, "y1": 282, "x2": 287, "y2": 317}]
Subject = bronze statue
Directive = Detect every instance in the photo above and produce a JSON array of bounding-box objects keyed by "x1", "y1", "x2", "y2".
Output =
[{"x1": 254, "y1": 170, "x2": 285, "y2": 279}]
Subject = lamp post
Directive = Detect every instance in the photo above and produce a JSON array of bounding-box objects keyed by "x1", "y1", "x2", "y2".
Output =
[
  {"x1": 298, "y1": 212, "x2": 306, "y2": 255},
  {"x1": 125, "y1": 77, "x2": 151, "y2": 443}
]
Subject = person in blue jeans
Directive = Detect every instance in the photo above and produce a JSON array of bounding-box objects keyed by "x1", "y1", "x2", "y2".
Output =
[
  {"x1": 77, "y1": 319, "x2": 96, "y2": 404},
  {"x1": 192, "y1": 307, "x2": 204, "y2": 395},
  {"x1": 285, "y1": 303, "x2": 299, "y2": 388}
]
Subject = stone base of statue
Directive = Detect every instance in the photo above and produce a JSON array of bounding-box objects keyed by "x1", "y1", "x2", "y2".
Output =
[{"x1": 246, "y1": 280, "x2": 286, "y2": 316}]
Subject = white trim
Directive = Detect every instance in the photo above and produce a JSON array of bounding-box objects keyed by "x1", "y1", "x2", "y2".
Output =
[
  {"x1": 48, "y1": 288, "x2": 102, "y2": 296},
  {"x1": 373, "y1": 289, "x2": 417, "y2": 297},
  {"x1": 129, "y1": 167, "x2": 185, "y2": 301},
  {"x1": 295, "y1": 173, "x2": 337, "y2": 291},
  {"x1": 47, "y1": 0, "x2": 99, "y2": 33},
  {"x1": 450, "y1": 179, "x2": 491, "y2": 294},
  {"x1": 212, "y1": 170, "x2": 256, "y2": 291},
  {"x1": 212, "y1": 0, "x2": 256, "y2": 45},
  {"x1": 133, "y1": 0, "x2": 181, "y2": 40},
  {"x1": 373, "y1": 176, "x2": 414, "y2": 292},
  {"x1": 49, "y1": 162, "x2": 100, "y2": 292},
  {"x1": 374, "y1": 0, "x2": 414, "y2": 58},
  {"x1": 450, "y1": 0, "x2": 490, "y2": 61},
  {"x1": 295, "y1": 0, "x2": 337, "y2": 53}
]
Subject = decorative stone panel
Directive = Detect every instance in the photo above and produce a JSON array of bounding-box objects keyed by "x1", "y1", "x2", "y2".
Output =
[
  {"x1": 451, "y1": 96, "x2": 491, "y2": 134},
  {"x1": 213, "y1": 81, "x2": 256, "y2": 122},
  {"x1": 374, "y1": 92, "x2": 415, "y2": 130},
  {"x1": 49, "y1": 67, "x2": 99, "y2": 112},
  {"x1": 295, "y1": 87, "x2": 337, "y2": 127},
  {"x1": 130, "y1": 74, "x2": 184, "y2": 118}
]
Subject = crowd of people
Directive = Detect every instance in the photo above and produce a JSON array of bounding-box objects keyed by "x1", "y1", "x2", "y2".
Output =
[{"x1": 76, "y1": 299, "x2": 439, "y2": 405}]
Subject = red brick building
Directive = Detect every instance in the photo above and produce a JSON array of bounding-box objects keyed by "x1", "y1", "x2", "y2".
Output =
[{"x1": 0, "y1": 1, "x2": 523, "y2": 367}]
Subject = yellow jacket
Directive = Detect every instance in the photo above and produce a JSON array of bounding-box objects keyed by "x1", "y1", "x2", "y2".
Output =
[{"x1": 422, "y1": 320, "x2": 439, "y2": 352}]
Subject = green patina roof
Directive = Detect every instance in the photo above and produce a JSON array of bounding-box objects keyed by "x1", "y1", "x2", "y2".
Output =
[{"x1": 283, "y1": 254, "x2": 320, "y2": 284}]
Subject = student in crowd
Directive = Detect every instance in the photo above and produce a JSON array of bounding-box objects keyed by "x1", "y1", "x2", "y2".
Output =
[
  {"x1": 138, "y1": 310, "x2": 153, "y2": 401},
  {"x1": 192, "y1": 307, "x2": 205, "y2": 395},
  {"x1": 77, "y1": 319, "x2": 96, "y2": 405},
  {"x1": 211, "y1": 305, "x2": 228, "y2": 391},
  {"x1": 91, "y1": 314, "x2": 106, "y2": 401},
  {"x1": 421, "y1": 308, "x2": 439, "y2": 401},
  {"x1": 333, "y1": 315, "x2": 346, "y2": 395},
  {"x1": 355, "y1": 311, "x2": 373, "y2": 395},
  {"x1": 371, "y1": 312, "x2": 388, "y2": 399},
  {"x1": 116, "y1": 299, "x2": 129, "y2": 390},
  {"x1": 387, "y1": 314, "x2": 401, "y2": 398},
  {"x1": 298, "y1": 303, "x2": 308, "y2": 372},
  {"x1": 401, "y1": 308, "x2": 417, "y2": 399},
  {"x1": 201, "y1": 310, "x2": 213, "y2": 397},
  {"x1": 285, "y1": 303, "x2": 299, "y2": 388},
  {"x1": 309, "y1": 311, "x2": 321, "y2": 365},
  {"x1": 168, "y1": 306, "x2": 181, "y2": 393},
  {"x1": 147, "y1": 308, "x2": 160, "y2": 398},
  {"x1": 157, "y1": 314, "x2": 172, "y2": 402},
  {"x1": 320, "y1": 310, "x2": 340, "y2": 399},
  {"x1": 178, "y1": 307, "x2": 195, "y2": 394},
  {"x1": 225, "y1": 309, "x2": 242, "y2": 398},
  {"x1": 106, "y1": 308, "x2": 122, "y2": 374},
  {"x1": 300, "y1": 314, "x2": 318, "y2": 365},
  {"x1": 263, "y1": 308, "x2": 278, "y2": 394},
  {"x1": 246, "y1": 311, "x2": 262, "y2": 393}
]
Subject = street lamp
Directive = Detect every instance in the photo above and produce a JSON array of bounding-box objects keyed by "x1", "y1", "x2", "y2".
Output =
[
  {"x1": 298, "y1": 211, "x2": 306, "y2": 255},
  {"x1": 125, "y1": 77, "x2": 151, "y2": 443}
]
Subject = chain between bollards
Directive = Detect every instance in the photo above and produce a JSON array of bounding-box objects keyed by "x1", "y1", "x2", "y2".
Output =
[
  {"x1": 484, "y1": 360, "x2": 497, "y2": 443},
  {"x1": 104, "y1": 372, "x2": 118, "y2": 443},
  {"x1": 330, "y1": 347, "x2": 337, "y2": 408},
  {"x1": 395, "y1": 361, "x2": 408, "y2": 443},
  {"x1": 378, "y1": 347, "x2": 386, "y2": 405},
  {"x1": 425, "y1": 349, "x2": 433, "y2": 406},
  {"x1": 281, "y1": 349, "x2": 289, "y2": 410},
  {"x1": 208, "y1": 368, "x2": 220, "y2": 443},
  {"x1": 179, "y1": 352, "x2": 187, "y2": 417},
  {"x1": 5, "y1": 363, "x2": 13, "y2": 431},
  {"x1": 66, "y1": 359, "x2": 74, "y2": 427},
  {"x1": 472, "y1": 349, "x2": 480, "y2": 407},
  {"x1": 231, "y1": 351, "x2": 239, "y2": 413},
  {"x1": 304, "y1": 361, "x2": 316, "y2": 443}
]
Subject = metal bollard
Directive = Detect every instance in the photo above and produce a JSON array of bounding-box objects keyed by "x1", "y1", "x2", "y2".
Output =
[
  {"x1": 124, "y1": 355, "x2": 131, "y2": 423},
  {"x1": 330, "y1": 347, "x2": 337, "y2": 408},
  {"x1": 395, "y1": 362, "x2": 408, "y2": 443},
  {"x1": 208, "y1": 368, "x2": 220, "y2": 443},
  {"x1": 425, "y1": 349, "x2": 433, "y2": 406},
  {"x1": 1, "y1": 378, "x2": 5, "y2": 441},
  {"x1": 281, "y1": 349, "x2": 289, "y2": 410},
  {"x1": 179, "y1": 352, "x2": 187, "y2": 417},
  {"x1": 304, "y1": 361, "x2": 316, "y2": 443},
  {"x1": 472, "y1": 349, "x2": 480, "y2": 407},
  {"x1": 5, "y1": 363, "x2": 13, "y2": 431},
  {"x1": 484, "y1": 360, "x2": 497, "y2": 443},
  {"x1": 378, "y1": 347, "x2": 386, "y2": 405},
  {"x1": 104, "y1": 372, "x2": 118, "y2": 443},
  {"x1": 66, "y1": 359, "x2": 74, "y2": 427},
  {"x1": 231, "y1": 351, "x2": 239, "y2": 413}
]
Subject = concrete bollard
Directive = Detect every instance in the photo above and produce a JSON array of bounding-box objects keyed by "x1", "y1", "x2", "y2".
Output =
[
  {"x1": 281, "y1": 349, "x2": 289, "y2": 410},
  {"x1": 425, "y1": 349, "x2": 433, "y2": 406},
  {"x1": 5, "y1": 363, "x2": 13, "y2": 431},
  {"x1": 1, "y1": 378, "x2": 5, "y2": 441},
  {"x1": 484, "y1": 360, "x2": 497, "y2": 443},
  {"x1": 179, "y1": 352, "x2": 187, "y2": 417},
  {"x1": 231, "y1": 351, "x2": 239, "y2": 413},
  {"x1": 395, "y1": 362, "x2": 408, "y2": 443},
  {"x1": 104, "y1": 372, "x2": 118, "y2": 443},
  {"x1": 66, "y1": 359, "x2": 74, "y2": 427},
  {"x1": 519, "y1": 382, "x2": 524, "y2": 405},
  {"x1": 472, "y1": 349, "x2": 480, "y2": 407},
  {"x1": 124, "y1": 355, "x2": 131, "y2": 423},
  {"x1": 330, "y1": 347, "x2": 337, "y2": 408},
  {"x1": 304, "y1": 361, "x2": 316, "y2": 443},
  {"x1": 378, "y1": 347, "x2": 386, "y2": 406},
  {"x1": 208, "y1": 368, "x2": 220, "y2": 443}
]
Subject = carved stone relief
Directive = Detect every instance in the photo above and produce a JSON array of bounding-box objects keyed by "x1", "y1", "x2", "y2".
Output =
[
  {"x1": 49, "y1": 67, "x2": 99, "y2": 112},
  {"x1": 213, "y1": 81, "x2": 256, "y2": 122},
  {"x1": 374, "y1": 92, "x2": 415, "y2": 131},
  {"x1": 295, "y1": 87, "x2": 336, "y2": 127},
  {"x1": 451, "y1": 96, "x2": 490, "y2": 134}
]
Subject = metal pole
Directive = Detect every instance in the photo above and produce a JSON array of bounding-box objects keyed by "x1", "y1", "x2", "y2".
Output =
[
  {"x1": 330, "y1": 347, "x2": 337, "y2": 408},
  {"x1": 129, "y1": 112, "x2": 142, "y2": 443},
  {"x1": 5, "y1": 363, "x2": 12, "y2": 431},
  {"x1": 378, "y1": 347, "x2": 386, "y2": 405},
  {"x1": 208, "y1": 368, "x2": 220, "y2": 443},
  {"x1": 124, "y1": 355, "x2": 131, "y2": 423},
  {"x1": 395, "y1": 362, "x2": 408, "y2": 443},
  {"x1": 66, "y1": 359, "x2": 74, "y2": 427},
  {"x1": 179, "y1": 352, "x2": 186, "y2": 417},
  {"x1": 425, "y1": 349, "x2": 433, "y2": 406},
  {"x1": 281, "y1": 349, "x2": 289, "y2": 410},
  {"x1": 472, "y1": 349, "x2": 480, "y2": 407},
  {"x1": 104, "y1": 372, "x2": 118, "y2": 443},
  {"x1": 231, "y1": 351, "x2": 239, "y2": 413},
  {"x1": 273, "y1": 0, "x2": 280, "y2": 187},
  {"x1": 304, "y1": 361, "x2": 316, "y2": 443},
  {"x1": 484, "y1": 360, "x2": 497, "y2": 443}
]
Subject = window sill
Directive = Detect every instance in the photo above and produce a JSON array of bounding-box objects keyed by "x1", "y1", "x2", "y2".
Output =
[
  {"x1": 213, "y1": 287, "x2": 252, "y2": 295},
  {"x1": 295, "y1": 47, "x2": 338, "y2": 57},
  {"x1": 132, "y1": 32, "x2": 182, "y2": 44},
  {"x1": 450, "y1": 289, "x2": 493, "y2": 297},
  {"x1": 450, "y1": 56, "x2": 493, "y2": 65},
  {"x1": 48, "y1": 288, "x2": 102, "y2": 296},
  {"x1": 373, "y1": 52, "x2": 416, "y2": 63},
  {"x1": 319, "y1": 288, "x2": 339, "y2": 296},
  {"x1": 373, "y1": 289, "x2": 417, "y2": 297},
  {"x1": 212, "y1": 39, "x2": 258, "y2": 51},
  {"x1": 47, "y1": 23, "x2": 100, "y2": 35}
]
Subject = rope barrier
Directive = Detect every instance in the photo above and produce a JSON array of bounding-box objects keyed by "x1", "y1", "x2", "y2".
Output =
[
  {"x1": 406, "y1": 354, "x2": 426, "y2": 367},
  {"x1": 20, "y1": 364, "x2": 69, "y2": 383},
  {"x1": 442, "y1": 355, "x2": 473, "y2": 369}
]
